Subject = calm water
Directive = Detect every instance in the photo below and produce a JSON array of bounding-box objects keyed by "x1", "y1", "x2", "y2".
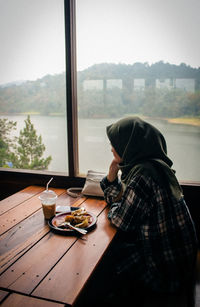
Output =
[{"x1": 1, "y1": 115, "x2": 200, "y2": 182}]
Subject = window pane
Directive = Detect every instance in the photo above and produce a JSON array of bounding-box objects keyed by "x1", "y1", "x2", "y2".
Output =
[
  {"x1": 0, "y1": 0, "x2": 68, "y2": 174},
  {"x1": 76, "y1": 0, "x2": 200, "y2": 182}
]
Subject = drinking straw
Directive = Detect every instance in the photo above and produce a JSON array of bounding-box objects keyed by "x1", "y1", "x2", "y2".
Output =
[{"x1": 46, "y1": 177, "x2": 53, "y2": 190}]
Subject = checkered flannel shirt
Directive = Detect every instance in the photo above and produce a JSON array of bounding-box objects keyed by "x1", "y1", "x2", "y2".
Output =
[{"x1": 100, "y1": 174, "x2": 198, "y2": 292}]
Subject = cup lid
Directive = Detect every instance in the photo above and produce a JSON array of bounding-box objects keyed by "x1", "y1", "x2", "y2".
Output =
[{"x1": 39, "y1": 189, "x2": 57, "y2": 201}]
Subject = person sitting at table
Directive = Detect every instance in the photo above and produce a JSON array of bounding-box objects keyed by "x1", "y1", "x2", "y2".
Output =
[{"x1": 100, "y1": 116, "x2": 198, "y2": 306}]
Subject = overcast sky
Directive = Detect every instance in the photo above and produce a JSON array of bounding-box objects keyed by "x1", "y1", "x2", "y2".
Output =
[{"x1": 0, "y1": 0, "x2": 199, "y2": 85}]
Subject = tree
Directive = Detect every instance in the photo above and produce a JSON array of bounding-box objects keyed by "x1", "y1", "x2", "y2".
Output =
[
  {"x1": 0, "y1": 118, "x2": 16, "y2": 167},
  {"x1": 0, "y1": 138, "x2": 9, "y2": 167},
  {"x1": 13, "y1": 115, "x2": 52, "y2": 170}
]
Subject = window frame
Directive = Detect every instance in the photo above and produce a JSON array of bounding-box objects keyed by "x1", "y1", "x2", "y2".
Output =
[{"x1": 0, "y1": 0, "x2": 200, "y2": 197}]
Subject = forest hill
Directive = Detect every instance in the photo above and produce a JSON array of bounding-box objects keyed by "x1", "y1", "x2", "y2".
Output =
[{"x1": 0, "y1": 62, "x2": 200, "y2": 118}]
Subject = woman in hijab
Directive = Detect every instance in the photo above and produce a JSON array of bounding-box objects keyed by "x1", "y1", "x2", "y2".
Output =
[{"x1": 100, "y1": 116, "x2": 197, "y2": 306}]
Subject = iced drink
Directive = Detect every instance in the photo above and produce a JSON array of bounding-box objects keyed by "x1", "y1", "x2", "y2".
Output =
[{"x1": 39, "y1": 189, "x2": 57, "y2": 219}]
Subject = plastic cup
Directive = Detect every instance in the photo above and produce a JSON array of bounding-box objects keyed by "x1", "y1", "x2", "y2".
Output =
[{"x1": 39, "y1": 189, "x2": 57, "y2": 219}]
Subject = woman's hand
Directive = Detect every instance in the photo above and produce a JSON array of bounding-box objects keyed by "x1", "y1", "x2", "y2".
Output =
[
  {"x1": 107, "y1": 159, "x2": 123, "y2": 202},
  {"x1": 107, "y1": 159, "x2": 120, "y2": 182},
  {"x1": 107, "y1": 146, "x2": 122, "y2": 182}
]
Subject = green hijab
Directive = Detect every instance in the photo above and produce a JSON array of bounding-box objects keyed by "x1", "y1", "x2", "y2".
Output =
[{"x1": 106, "y1": 116, "x2": 183, "y2": 200}]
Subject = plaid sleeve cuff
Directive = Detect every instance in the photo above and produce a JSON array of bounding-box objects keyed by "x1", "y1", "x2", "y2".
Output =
[
  {"x1": 100, "y1": 176, "x2": 119, "y2": 189},
  {"x1": 100, "y1": 176, "x2": 122, "y2": 205}
]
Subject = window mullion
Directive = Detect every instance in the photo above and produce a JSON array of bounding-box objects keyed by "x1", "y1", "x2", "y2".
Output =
[{"x1": 64, "y1": 0, "x2": 79, "y2": 177}]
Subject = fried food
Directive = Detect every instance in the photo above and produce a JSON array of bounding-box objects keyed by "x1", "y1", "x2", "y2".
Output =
[
  {"x1": 64, "y1": 215, "x2": 75, "y2": 223},
  {"x1": 71, "y1": 207, "x2": 86, "y2": 216},
  {"x1": 64, "y1": 208, "x2": 90, "y2": 229},
  {"x1": 73, "y1": 215, "x2": 86, "y2": 224},
  {"x1": 75, "y1": 217, "x2": 89, "y2": 228}
]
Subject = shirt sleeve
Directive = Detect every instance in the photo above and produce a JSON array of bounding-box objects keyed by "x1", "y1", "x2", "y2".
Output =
[
  {"x1": 100, "y1": 176, "x2": 122, "y2": 205},
  {"x1": 101, "y1": 175, "x2": 152, "y2": 232}
]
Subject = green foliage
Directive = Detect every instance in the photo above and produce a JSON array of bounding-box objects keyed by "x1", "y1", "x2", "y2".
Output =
[
  {"x1": 0, "y1": 118, "x2": 17, "y2": 145},
  {"x1": 0, "y1": 138, "x2": 9, "y2": 167},
  {"x1": 0, "y1": 116, "x2": 52, "y2": 170},
  {"x1": 78, "y1": 87, "x2": 200, "y2": 119},
  {"x1": 13, "y1": 115, "x2": 52, "y2": 170},
  {"x1": 0, "y1": 118, "x2": 16, "y2": 166}
]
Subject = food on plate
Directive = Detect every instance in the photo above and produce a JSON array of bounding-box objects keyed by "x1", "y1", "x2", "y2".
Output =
[
  {"x1": 64, "y1": 215, "x2": 74, "y2": 223},
  {"x1": 73, "y1": 215, "x2": 86, "y2": 224},
  {"x1": 63, "y1": 208, "x2": 91, "y2": 229},
  {"x1": 75, "y1": 217, "x2": 89, "y2": 228},
  {"x1": 71, "y1": 207, "x2": 86, "y2": 216}
]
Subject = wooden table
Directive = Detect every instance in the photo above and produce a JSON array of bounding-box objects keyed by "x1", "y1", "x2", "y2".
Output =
[{"x1": 0, "y1": 186, "x2": 117, "y2": 306}]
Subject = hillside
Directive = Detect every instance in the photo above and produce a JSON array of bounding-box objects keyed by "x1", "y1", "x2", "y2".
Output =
[
  {"x1": 0, "y1": 73, "x2": 66, "y2": 115},
  {"x1": 0, "y1": 62, "x2": 199, "y2": 118}
]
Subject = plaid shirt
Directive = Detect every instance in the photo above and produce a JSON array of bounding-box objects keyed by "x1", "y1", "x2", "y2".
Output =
[{"x1": 100, "y1": 174, "x2": 197, "y2": 293}]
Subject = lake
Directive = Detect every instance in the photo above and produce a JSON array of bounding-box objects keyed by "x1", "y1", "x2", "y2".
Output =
[{"x1": 1, "y1": 115, "x2": 200, "y2": 182}]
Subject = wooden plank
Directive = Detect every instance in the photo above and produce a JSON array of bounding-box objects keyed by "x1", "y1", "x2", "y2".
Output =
[
  {"x1": 0, "y1": 188, "x2": 65, "y2": 235},
  {"x1": 1, "y1": 293, "x2": 65, "y2": 307},
  {"x1": 55, "y1": 191, "x2": 87, "y2": 207},
  {"x1": 0, "y1": 186, "x2": 44, "y2": 215},
  {"x1": 0, "y1": 199, "x2": 106, "y2": 295},
  {"x1": 0, "y1": 210, "x2": 49, "y2": 274},
  {"x1": 80, "y1": 197, "x2": 107, "y2": 216},
  {"x1": 32, "y1": 207, "x2": 116, "y2": 305},
  {"x1": 0, "y1": 195, "x2": 86, "y2": 274},
  {"x1": 0, "y1": 231, "x2": 77, "y2": 293},
  {"x1": 0, "y1": 290, "x2": 9, "y2": 303}
]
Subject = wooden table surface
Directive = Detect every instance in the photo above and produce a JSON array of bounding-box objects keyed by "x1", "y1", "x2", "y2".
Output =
[{"x1": 0, "y1": 186, "x2": 117, "y2": 306}]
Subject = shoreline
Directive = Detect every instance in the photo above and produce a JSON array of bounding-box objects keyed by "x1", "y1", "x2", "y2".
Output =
[
  {"x1": 165, "y1": 117, "x2": 200, "y2": 127},
  {"x1": 127, "y1": 114, "x2": 200, "y2": 127}
]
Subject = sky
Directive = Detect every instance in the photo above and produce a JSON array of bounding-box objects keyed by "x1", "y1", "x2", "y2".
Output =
[
  {"x1": 0, "y1": 0, "x2": 65, "y2": 85},
  {"x1": 0, "y1": 0, "x2": 199, "y2": 85}
]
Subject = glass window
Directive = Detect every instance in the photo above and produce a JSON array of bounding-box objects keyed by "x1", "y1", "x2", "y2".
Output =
[
  {"x1": 76, "y1": 0, "x2": 200, "y2": 182},
  {"x1": 0, "y1": 0, "x2": 68, "y2": 174}
]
